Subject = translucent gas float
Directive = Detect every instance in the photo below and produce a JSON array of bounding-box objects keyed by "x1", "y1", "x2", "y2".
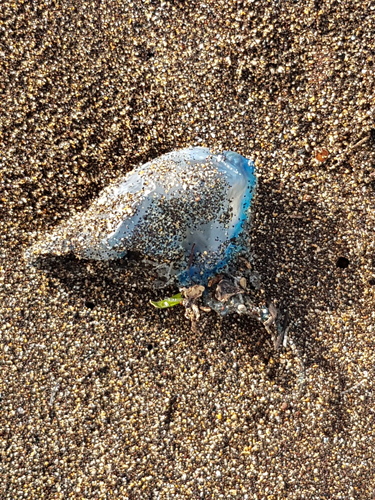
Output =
[{"x1": 27, "y1": 147, "x2": 256, "y2": 287}]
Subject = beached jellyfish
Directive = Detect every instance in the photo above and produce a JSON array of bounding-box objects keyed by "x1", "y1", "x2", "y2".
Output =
[
  {"x1": 26, "y1": 147, "x2": 257, "y2": 287},
  {"x1": 27, "y1": 147, "x2": 287, "y2": 348}
]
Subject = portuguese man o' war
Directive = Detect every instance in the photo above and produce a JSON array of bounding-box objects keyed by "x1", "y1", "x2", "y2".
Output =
[
  {"x1": 27, "y1": 146, "x2": 288, "y2": 348},
  {"x1": 27, "y1": 147, "x2": 257, "y2": 287}
]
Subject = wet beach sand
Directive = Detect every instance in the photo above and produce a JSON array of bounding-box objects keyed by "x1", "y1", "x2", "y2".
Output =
[{"x1": 1, "y1": 1, "x2": 375, "y2": 498}]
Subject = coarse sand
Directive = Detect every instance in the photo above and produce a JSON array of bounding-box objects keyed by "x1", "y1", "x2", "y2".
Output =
[{"x1": 1, "y1": 1, "x2": 375, "y2": 498}]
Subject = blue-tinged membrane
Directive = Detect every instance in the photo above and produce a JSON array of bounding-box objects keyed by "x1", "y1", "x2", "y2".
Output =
[
  {"x1": 27, "y1": 147, "x2": 256, "y2": 287},
  {"x1": 176, "y1": 149, "x2": 256, "y2": 285}
]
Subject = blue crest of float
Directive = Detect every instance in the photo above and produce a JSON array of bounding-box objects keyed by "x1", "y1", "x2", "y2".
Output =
[{"x1": 27, "y1": 147, "x2": 256, "y2": 286}]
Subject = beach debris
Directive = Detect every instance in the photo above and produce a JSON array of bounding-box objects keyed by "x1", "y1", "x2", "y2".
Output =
[
  {"x1": 150, "y1": 293, "x2": 183, "y2": 309},
  {"x1": 262, "y1": 302, "x2": 291, "y2": 350},
  {"x1": 181, "y1": 284, "x2": 205, "y2": 332},
  {"x1": 315, "y1": 149, "x2": 329, "y2": 162},
  {"x1": 215, "y1": 278, "x2": 244, "y2": 302}
]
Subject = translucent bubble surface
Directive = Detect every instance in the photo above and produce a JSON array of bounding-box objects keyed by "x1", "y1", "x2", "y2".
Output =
[{"x1": 27, "y1": 147, "x2": 256, "y2": 286}]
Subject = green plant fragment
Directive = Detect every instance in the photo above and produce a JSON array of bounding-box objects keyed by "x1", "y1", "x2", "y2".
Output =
[{"x1": 150, "y1": 293, "x2": 183, "y2": 309}]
